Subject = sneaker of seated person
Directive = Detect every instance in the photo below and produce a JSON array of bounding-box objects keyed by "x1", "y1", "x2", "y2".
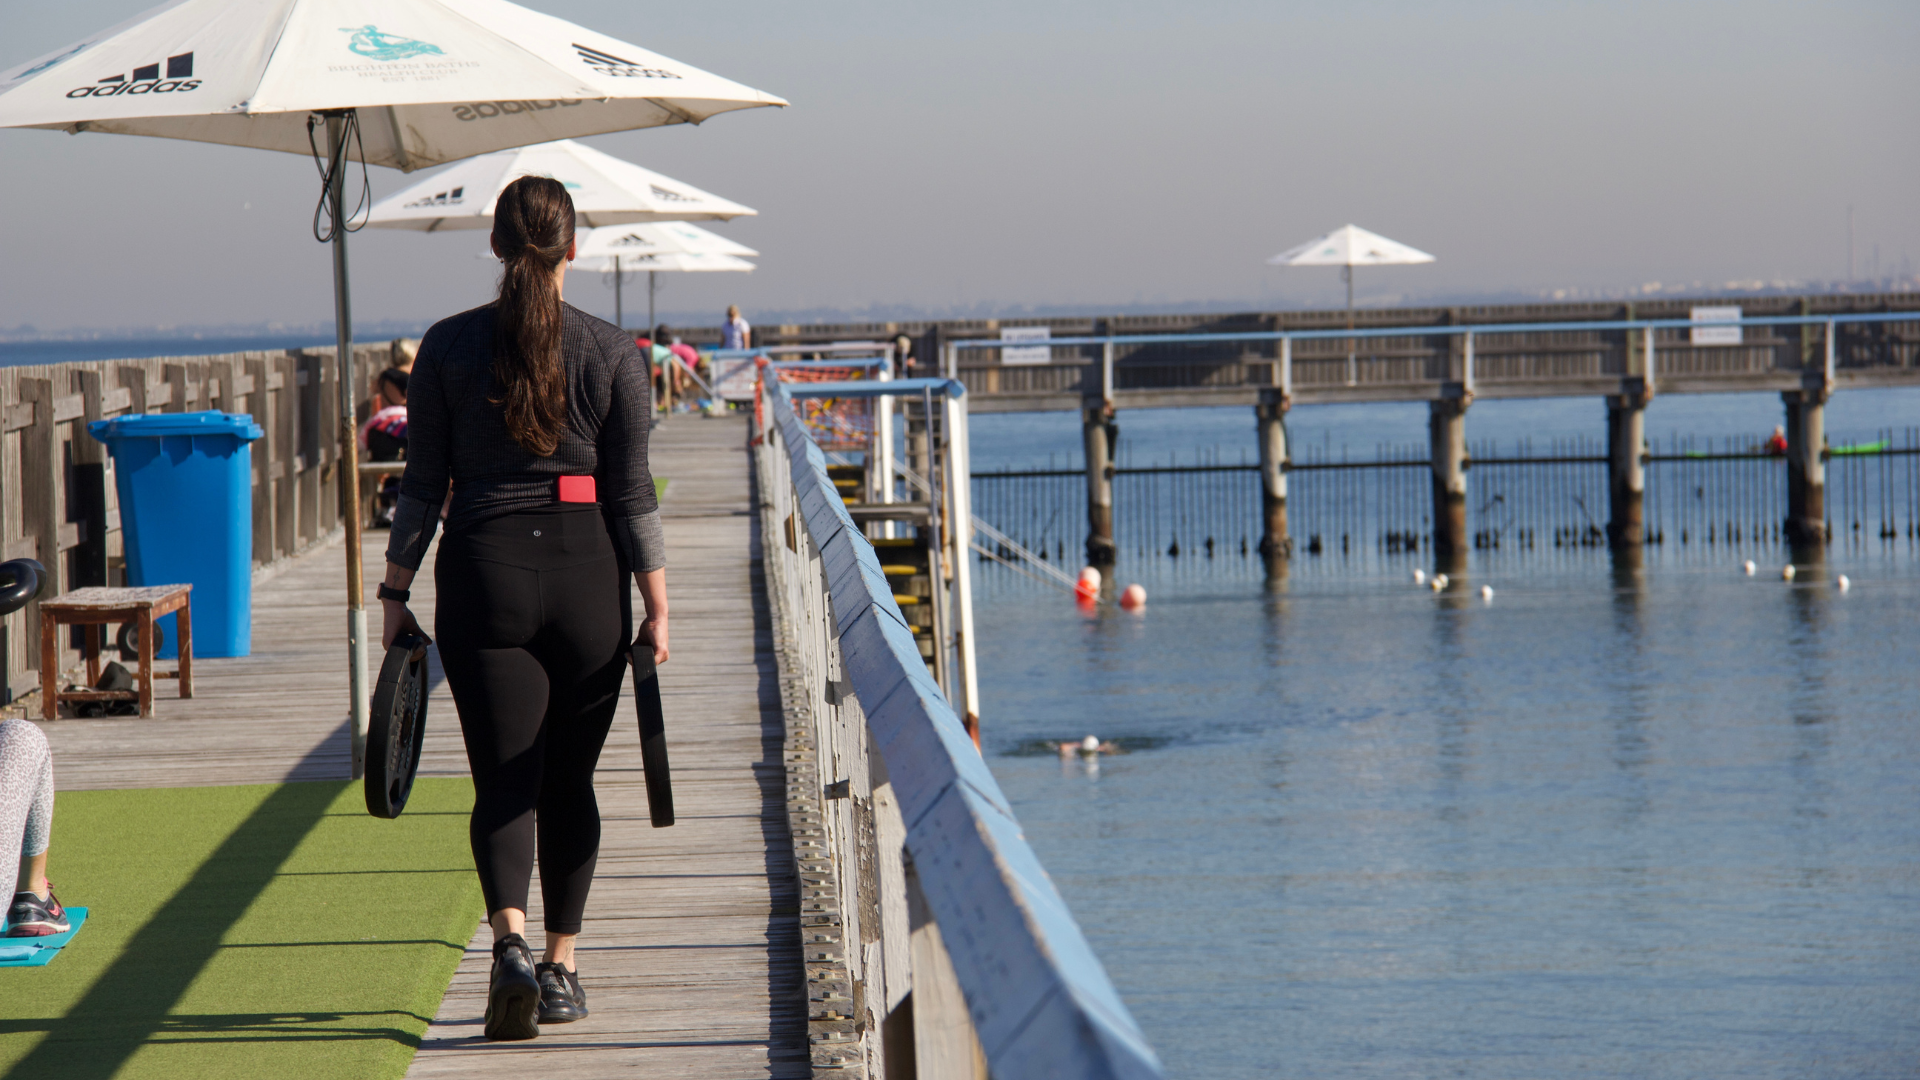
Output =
[{"x1": 7, "y1": 885, "x2": 70, "y2": 937}]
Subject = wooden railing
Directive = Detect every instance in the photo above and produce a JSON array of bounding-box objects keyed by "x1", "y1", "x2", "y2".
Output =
[{"x1": 0, "y1": 343, "x2": 402, "y2": 704}]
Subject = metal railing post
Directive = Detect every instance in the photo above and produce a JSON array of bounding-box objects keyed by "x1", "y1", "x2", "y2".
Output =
[
  {"x1": 943, "y1": 390, "x2": 980, "y2": 746},
  {"x1": 1825, "y1": 318, "x2": 1837, "y2": 393},
  {"x1": 1101, "y1": 339, "x2": 1114, "y2": 404},
  {"x1": 876, "y1": 357, "x2": 896, "y2": 538}
]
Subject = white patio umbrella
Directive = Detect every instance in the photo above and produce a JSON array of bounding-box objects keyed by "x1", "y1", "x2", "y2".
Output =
[
  {"x1": 579, "y1": 221, "x2": 758, "y2": 259},
  {"x1": 575, "y1": 223, "x2": 757, "y2": 329},
  {"x1": 0, "y1": 0, "x2": 784, "y2": 775},
  {"x1": 371, "y1": 141, "x2": 759, "y2": 330},
  {"x1": 366, "y1": 139, "x2": 756, "y2": 231},
  {"x1": 1269, "y1": 224, "x2": 1435, "y2": 369},
  {"x1": 476, "y1": 241, "x2": 756, "y2": 327}
]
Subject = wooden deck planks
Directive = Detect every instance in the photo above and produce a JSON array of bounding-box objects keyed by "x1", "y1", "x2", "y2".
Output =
[{"x1": 33, "y1": 412, "x2": 806, "y2": 1078}]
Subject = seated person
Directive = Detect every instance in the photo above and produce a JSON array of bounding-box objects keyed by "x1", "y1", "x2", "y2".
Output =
[
  {"x1": 653, "y1": 324, "x2": 703, "y2": 401},
  {"x1": 2, "y1": 719, "x2": 67, "y2": 937},
  {"x1": 361, "y1": 368, "x2": 409, "y2": 527}
]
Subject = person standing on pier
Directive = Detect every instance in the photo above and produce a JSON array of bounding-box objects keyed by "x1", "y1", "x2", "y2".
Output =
[
  {"x1": 378, "y1": 175, "x2": 668, "y2": 1043},
  {"x1": 721, "y1": 304, "x2": 751, "y2": 350}
]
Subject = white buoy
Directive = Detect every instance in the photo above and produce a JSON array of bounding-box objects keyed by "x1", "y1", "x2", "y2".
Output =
[
  {"x1": 1412, "y1": 569, "x2": 1427, "y2": 585},
  {"x1": 1434, "y1": 573, "x2": 1450, "y2": 589},
  {"x1": 1081, "y1": 735, "x2": 1101, "y2": 754},
  {"x1": 1743, "y1": 560, "x2": 1756, "y2": 576},
  {"x1": 1781, "y1": 564, "x2": 1796, "y2": 581},
  {"x1": 1119, "y1": 584, "x2": 1147, "y2": 610},
  {"x1": 1075, "y1": 565, "x2": 1101, "y2": 603},
  {"x1": 1837, "y1": 574, "x2": 1851, "y2": 592},
  {"x1": 1481, "y1": 585, "x2": 1494, "y2": 601}
]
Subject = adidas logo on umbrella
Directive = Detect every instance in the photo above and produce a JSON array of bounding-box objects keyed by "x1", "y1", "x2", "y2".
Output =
[
  {"x1": 67, "y1": 52, "x2": 198, "y2": 98},
  {"x1": 573, "y1": 43, "x2": 681, "y2": 80},
  {"x1": 403, "y1": 186, "x2": 465, "y2": 209}
]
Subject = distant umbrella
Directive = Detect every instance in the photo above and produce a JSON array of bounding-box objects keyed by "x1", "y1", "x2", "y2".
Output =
[
  {"x1": 372, "y1": 140, "x2": 760, "y2": 328},
  {"x1": 573, "y1": 224, "x2": 759, "y2": 329},
  {"x1": 1269, "y1": 224, "x2": 1435, "y2": 378},
  {"x1": 366, "y1": 139, "x2": 757, "y2": 232}
]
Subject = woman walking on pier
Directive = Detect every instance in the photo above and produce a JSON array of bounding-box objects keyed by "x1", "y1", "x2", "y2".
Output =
[{"x1": 378, "y1": 175, "x2": 668, "y2": 1042}]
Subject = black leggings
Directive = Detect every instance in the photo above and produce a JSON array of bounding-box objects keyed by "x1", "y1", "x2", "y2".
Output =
[{"x1": 435, "y1": 505, "x2": 631, "y2": 935}]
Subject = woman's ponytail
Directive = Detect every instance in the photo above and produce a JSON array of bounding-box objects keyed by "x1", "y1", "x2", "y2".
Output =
[{"x1": 490, "y1": 176, "x2": 575, "y2": 456}]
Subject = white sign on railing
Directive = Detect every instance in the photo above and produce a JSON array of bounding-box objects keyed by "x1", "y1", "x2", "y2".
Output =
[
  {"x1": 1000, "y1": 326, "x2": 1051, "y2": 366},
  {"x1": 1690, "y1": 306, "x2": 1743, "y2": 346},
  {"x1": 711, "y1": 356, "x2": 759, "y2": 401}
]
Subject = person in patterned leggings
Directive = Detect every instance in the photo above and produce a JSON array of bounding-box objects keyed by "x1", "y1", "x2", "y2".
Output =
[{"x1": 0, "y1": 719, "x2": 67, "y2": 936}]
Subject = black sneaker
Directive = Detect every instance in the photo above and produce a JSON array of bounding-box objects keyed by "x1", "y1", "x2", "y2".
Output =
[
  {"x1": 536, "y1": 961, "x2": 588, "y2": 1024},
  {"x1": 6, "y1": 885, "x2": 69, "y2": 937},
  {"x1": 483, "y1": 933, "x2": 541, "y2": 1041}
]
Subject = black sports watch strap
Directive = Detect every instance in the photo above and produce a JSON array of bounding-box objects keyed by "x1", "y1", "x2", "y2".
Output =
[{"x1": 376, "y1": 583, "x2": 410, "y2": 603}]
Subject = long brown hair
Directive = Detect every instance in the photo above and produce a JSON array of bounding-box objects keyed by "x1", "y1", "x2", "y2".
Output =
[{"x1": 490, "y1": 175, "x2": 575, "y2": 456}]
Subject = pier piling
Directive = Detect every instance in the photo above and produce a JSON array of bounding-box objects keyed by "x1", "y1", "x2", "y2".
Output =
[
  {"x1": 1607, "y1": 384, "x2": 1648, "y2": 547},
  {"x1": 1429, "y1": 396, "x2": 1469, "y2": 564},
  {"x1": 1256, "y1": 398, "x2": 1291, "y2": 558},
  {"x1": 1783, "y1": 386, "x2": 1828, "y2": 545},
  {"x1": 1083, "y1": 403, "x2": 1117, "y2": 565}
]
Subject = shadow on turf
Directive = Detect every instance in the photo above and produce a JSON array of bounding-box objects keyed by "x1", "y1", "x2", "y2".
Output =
[
  {"x1": 0, "y1": 1009, "x2": 433, "y2": 1045},
  {"x1": 7, "y1": 781, "x2": 348, "y2": 1078}
]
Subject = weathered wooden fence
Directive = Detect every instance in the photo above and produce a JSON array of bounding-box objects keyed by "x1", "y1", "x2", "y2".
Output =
[{"x1": 0, "y1": 343, "x2": 402, "y2": 703}]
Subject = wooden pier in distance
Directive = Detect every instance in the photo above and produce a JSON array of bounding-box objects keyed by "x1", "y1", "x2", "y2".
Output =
[{"x1": 36, "y1": 414, "x2": 809, "y2": 1078}]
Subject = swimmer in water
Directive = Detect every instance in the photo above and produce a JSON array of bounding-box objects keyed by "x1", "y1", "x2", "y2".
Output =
[{"x1": 1057, "y1": 735, "x2": 1124, "y2": 756}]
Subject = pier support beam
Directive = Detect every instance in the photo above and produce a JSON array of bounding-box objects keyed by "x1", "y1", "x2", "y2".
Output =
[
  {"x1": 1606, "y1": 383, "x2": 1648, "y2": 548},
  {"x1": 1082, "y1": 402, "x2": 1117, "y2": 566},
  {"x1": 1429, "y1": 396, "x2": 1469, "y2": 566},
  {"x1": 1256, "y1": 398, "x2": 1291, "y2": 559},
  {"x1": 1783, "y1": 386, "x2": 1828, "y2": 546}
]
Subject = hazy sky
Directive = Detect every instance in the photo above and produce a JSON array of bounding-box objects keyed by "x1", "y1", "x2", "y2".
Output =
[{"x1": 1, "y1": 0, "x2": 1915, "y2": 333}]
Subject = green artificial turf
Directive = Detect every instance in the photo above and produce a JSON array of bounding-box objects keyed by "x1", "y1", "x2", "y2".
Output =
[{"x1": 0, "y1": 778, "x2": 482, "y2": 1080}]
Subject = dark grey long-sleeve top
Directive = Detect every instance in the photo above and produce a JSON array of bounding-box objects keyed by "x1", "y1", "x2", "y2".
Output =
[{"x1": 385, "y1": 302, "x2": 665, "y2": 573}]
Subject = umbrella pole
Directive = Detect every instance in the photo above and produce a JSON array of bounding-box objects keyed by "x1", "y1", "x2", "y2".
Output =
[
  {"x1": 326, "y1": 113, "x2": 371, "y2": 779},
  {"x1": 614, "y1": 256, "x2": 623, "y2": 331},
  {"x1": 648, "y1": 271, "x2": 657, "y2": 330},
  {"x1": 1345, "y1": 265, "x2": 1356, "y2": 386}
]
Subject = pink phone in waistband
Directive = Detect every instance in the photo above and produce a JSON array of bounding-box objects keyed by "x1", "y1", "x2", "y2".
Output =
[{"x1": 557, "y1": 475, "x2": 597, "y2": 503}]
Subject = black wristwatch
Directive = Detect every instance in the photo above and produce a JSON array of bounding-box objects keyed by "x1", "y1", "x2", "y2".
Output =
[{"x1": 377, "y1": 583, "x2": 410, "y2": 603}]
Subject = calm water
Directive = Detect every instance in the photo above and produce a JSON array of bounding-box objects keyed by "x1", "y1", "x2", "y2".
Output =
[{"x1": 969, "y1": 397, "x2": 1920, "y2": 1079}]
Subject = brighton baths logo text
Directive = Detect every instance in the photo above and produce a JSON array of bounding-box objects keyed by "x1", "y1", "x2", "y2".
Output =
[
  {"x1": 12, "y1": 42, "x2": 89, "y2": 85},
  {"x1": 341, "y1": 26, "x2": 444, "y2": 61},
  {"x1": 66, "y1": 52, "x2": 198, "y2": 97},
  {"x1": 573, "y1": 43, "x2": 681, "y2": 79},
  {"x1": 649, "y1": 184, "x2": 697, "y2": 203}
]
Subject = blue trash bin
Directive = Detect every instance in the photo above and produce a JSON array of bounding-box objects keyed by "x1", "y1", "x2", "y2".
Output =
[{"x1": 88, "y1": 411, "x2": 265, "y2": 658}]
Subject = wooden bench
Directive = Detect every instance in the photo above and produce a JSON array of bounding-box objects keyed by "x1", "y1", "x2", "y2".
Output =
[{"x1": 40, "y1": 585, "x2": 193, "y2": 719}]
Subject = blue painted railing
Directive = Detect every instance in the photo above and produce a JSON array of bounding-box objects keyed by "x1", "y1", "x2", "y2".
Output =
[{"x1": 759, "y1": 374, "x2": 1163, "y2": 1080}]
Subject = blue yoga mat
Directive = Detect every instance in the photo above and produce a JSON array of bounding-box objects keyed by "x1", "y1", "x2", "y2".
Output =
[{"x1": 0, "y1": 907, "x2": 88, "y2": 967}]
